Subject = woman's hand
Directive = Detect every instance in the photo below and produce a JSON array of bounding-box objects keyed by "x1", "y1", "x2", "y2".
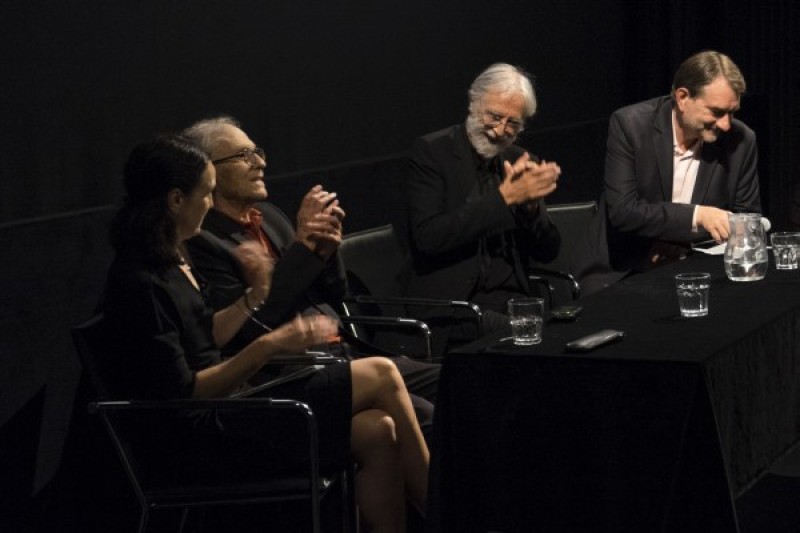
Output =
[
  {"x1": 265, "y1": 314, "x2": 338, "y2": 353},
  {"x1": 233, "y1": 241, "x2": 274, "y2": 304},
  {"x1": 199, "y1": 315, "x2": 337, "y2": 398}
]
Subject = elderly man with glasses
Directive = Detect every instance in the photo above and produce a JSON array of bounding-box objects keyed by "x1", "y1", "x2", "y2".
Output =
[
  {"x1": 406, "y1": 63, "x2": 562, "y2": 353},
  {"x1": 182, "y1": 116, "x2": 440, "y2": 443}
]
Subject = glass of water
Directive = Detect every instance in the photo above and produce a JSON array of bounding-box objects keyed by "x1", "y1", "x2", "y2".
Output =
[
  {"x1": 507, "y1": 297, "x2": 544, "y2": 345},
  {"x1": 675, "y1": 272, "x2": 711, "y2": 318},
  {"x1": 770, "y1": 232, "x2": 800, "y2": 270}
]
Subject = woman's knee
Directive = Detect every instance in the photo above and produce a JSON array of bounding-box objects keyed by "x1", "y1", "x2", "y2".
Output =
[
  {"x1": 356, "y1": 356, "x2": 402, "y2": 385},
  {"x1": 372, "y1": 411, "x2": 397, "y2": 444},
  {"x1": 370, "y1": 357, "x2": 403, "y2": 387},
  {"x1": 351, "y1": 357, "x2": 407, "y2": 413},
  {"x1": 353, "y1": 410, "x2": 399, "y2": 452}
]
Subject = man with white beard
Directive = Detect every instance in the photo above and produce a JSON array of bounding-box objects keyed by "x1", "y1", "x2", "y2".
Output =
[{"x1": 405, "y1": 63, "x2": 562, "y2": 352}]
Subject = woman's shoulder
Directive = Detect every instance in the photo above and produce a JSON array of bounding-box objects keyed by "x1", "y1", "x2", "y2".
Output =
[
  {"x1": 104, "y1": 253, "x2": 183, "y2": 313},
  {"x1": 107, "y1": 254, "x2": 168, "y2": 289}
]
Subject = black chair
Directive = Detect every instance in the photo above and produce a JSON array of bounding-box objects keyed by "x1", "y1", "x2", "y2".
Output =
[
  {"x1": 71, "y1": 314, "x2": 357, "y2": 533},
  {"x1": 528, "y1": 201, "x2": 597, "y2": 309},
  {"x1": 337, "y1": 224, "x2": 483, "y2": 361}
]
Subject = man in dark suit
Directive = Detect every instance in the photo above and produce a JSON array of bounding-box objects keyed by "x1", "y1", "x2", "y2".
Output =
[
  {"x1": 570, "y1": 50, "x2": 762, "y2": 295},
  {"x1": 182, "y1": 116, "x2": 439, "y2": 420},
  {"x1": 406, "y1": 63, "x2": 561, "y2": 350}
]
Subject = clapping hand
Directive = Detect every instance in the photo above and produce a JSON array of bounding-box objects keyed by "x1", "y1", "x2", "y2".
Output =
[
  {"x1": 233, "y1": 240, "x2": 274, "y2": 304},
  {"x1": 268, "y1": 314, "x2": 338, "y2": 353},
  {"x1": 498, "y1": 152, "x2": 561, "y2": 207},
  {"x1": 295, "y1": 184, "x2": 346, "y2": 259},
  {"x1": 296, "y1": 185, "x2": 335, "y2": 247},
  {"x1": 310, "y1": 198, "x2": 346, "y2": 259}
]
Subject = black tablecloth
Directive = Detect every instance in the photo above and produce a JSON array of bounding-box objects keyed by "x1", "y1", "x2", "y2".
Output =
[{"x1": 427, "y1": 253, "x2": 800, "y2": 533}]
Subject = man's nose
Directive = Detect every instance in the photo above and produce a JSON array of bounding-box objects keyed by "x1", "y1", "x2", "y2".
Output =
[
  {"x1": 252, "y1": 152, "x2": 267, "y2": 169},
  {"x1": 715, "y1": 114, "x2": 732, "y2": 132},
  {"x1": 491, "y1": 122, "x2": 511, "y2": 136}
]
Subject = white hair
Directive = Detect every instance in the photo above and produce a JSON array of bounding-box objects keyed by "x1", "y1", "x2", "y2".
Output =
[
  {"x1": 468, "y1": 63, "x2": 537, "y2": 118},
  {"x1": 182, "y1": 116, "x2": 241, "y2": 154}
]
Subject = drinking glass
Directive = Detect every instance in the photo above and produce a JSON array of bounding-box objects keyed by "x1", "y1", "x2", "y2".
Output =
[
  {"x1": 507, "y1": 297, "x2": 544, "y2": 345},
  {"x1": 770, "y1": 232, "x2": 800, "y2": 270},
  {"x1": 675, "y1": 272, "x2": 710, "y2": 317}
]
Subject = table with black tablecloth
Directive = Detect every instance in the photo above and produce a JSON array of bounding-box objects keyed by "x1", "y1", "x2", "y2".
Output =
[{"x1": 426, "y1": 253, "x2": 800, "y2": 533}]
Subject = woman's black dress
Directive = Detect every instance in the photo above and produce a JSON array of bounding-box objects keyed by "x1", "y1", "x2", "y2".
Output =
[{"x1": 100, "y1": 253, "x2": 351, "y2": 481}]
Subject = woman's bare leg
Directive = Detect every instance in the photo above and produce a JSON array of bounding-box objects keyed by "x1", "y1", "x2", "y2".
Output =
[
  {"x1": 351, "y1": 409, "x2": 405, "y2": 533},
  {"x1": 351, "y1": 357, "x2": 430, "y2": 513}
]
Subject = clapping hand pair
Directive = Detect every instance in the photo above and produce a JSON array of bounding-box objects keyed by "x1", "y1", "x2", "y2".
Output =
[
  {"x1": 498, "y1": 152, "x2": 561, "y2": 207},
  {"x1": 296, "y1": 184, "x2": 347, "y2": 259}
]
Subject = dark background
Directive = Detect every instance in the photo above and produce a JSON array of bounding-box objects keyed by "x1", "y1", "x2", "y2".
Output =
[{"x1": 1, "y1": 0, "x2": 797, "y2": 530}]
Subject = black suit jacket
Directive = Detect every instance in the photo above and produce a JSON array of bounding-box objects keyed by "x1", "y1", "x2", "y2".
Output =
[
  {"x1": 570, "y1": 96, "x2": 762, "y2": 294},
  {"x1": 405, "y1": 123, "x2": 560, "y2": 302},
  {"x1": 187, "y1": 202, "x2": 346, "y2": 356}
]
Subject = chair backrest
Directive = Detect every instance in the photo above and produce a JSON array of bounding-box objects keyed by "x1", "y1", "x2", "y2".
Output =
[
  {"x1": 71, "y1": 314, "x2": 112, "y2": 401},
  {"x1": 543, "y1": 201, "x2": 598, "y2": 272},
  {"x1": 338, "y1": 224, "x2": 410, "y2": 301},
  {"x1": 528, "y1": 201, "x2": 597, "y2": 307},
  {"x1": 338, "y1": 224, "x2": 430, "y2": 354},
  {"x1": 70, "y1": 315, "x2": 352, "y2": 533}
]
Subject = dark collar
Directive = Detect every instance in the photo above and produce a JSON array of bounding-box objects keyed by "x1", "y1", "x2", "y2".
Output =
[{"x1": 201, "y1": 207, "x2": 248, "y2": 242}]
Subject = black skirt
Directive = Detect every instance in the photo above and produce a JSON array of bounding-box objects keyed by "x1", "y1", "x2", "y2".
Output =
[{"x1": 139, "y1": 362, "x2": 353, "y2": 487}]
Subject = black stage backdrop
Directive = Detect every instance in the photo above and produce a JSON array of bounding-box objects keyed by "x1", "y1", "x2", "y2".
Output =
[{"x1": 0, "y1": 1, "x2": 797, "y2": 531}]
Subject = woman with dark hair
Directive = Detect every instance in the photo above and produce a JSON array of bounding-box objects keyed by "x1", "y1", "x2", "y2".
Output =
[{"x1": 102, "y1": 134, "x2": 428, "y2": 532}]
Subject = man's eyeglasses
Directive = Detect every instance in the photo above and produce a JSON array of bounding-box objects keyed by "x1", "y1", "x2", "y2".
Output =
[
  {"x1": 483, "y1": 111, "x2": 525, "y2": 134},
  {"x1": 212, "y1": 147, "x2": 267, "y2": 167}
]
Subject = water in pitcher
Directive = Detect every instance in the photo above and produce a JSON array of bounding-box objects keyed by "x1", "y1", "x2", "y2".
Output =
[{"x1": 724, "y1": 213, "x2": 768, "y2": 282}]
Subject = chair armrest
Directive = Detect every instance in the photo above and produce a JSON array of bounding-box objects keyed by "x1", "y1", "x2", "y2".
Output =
[
  {"x1": 268, "y1": 352, "x2": 346, "y2": 366},
  {"x1": 339, "y1": 315, "x2": 432, "y2": 360},
  {"x1": 89, "y1": 398, "x2": 311, "y2": 413},
  {"x1": 349, "y1": 295, "x2": 483, "y2": 335},
  {"x1": 88, "y1": 398, "x2": 323, "y2": 497},
  {"x1": 355, "y1": 295, "x2": 481, "y2": 315},
  {"x1": 528, "y1": 267, "x2": 581, "y2": 300}
]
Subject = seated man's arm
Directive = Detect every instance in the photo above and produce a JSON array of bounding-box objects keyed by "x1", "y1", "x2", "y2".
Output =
[
  {"x1": 504, "y1": 151, "x2": 561, "y2": 263},
  {"x1": 515, "y1": 199, "x2": 561, "y2": 263},
  {"x1": 731, "y1": 126, "x2": 761, "y2": 214},
  {"x1": 407, "y1": 137, "x2": 521, "y2": 255},
  {"x1": 694, "y1": 126, "x2": 761, "y2": 242},
  {"x1": 314, "y1": 250, "x2": 347, "y2": 304},
  {"x1": 289, "y1": 188, "x2": 348, "y2": 304},
  {"x1": 604, "y1": 111, "x2": 696, "y2": 243}
]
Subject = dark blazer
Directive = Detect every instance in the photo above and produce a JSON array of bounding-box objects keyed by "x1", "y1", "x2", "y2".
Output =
[
  {"x1": 187, "y1": 202, "x2": 346, "y2": 356},
  {"x1": 405, "y1": 123, "x2": 560, "y2": 301},
  {"x1": 570, "y1": 96, "x2": 762, "y2": 294}
]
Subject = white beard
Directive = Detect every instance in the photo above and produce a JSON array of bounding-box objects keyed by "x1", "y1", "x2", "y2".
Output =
[{"x1": 465, "y1": 113, "x2": 516, "y2": 159}]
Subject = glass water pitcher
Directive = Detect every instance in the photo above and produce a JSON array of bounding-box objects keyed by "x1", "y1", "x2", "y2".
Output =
[{"x1": 724, "y1": 212, "x2": 768, "y2": 281}]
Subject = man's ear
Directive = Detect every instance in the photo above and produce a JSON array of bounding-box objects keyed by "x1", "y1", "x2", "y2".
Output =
[
  {"x1": 167, "y1": 188, "x2": 183, "y2": 215},
  {"x1": 674, "y1": 87, "x2": 691, "y2": 111}
]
